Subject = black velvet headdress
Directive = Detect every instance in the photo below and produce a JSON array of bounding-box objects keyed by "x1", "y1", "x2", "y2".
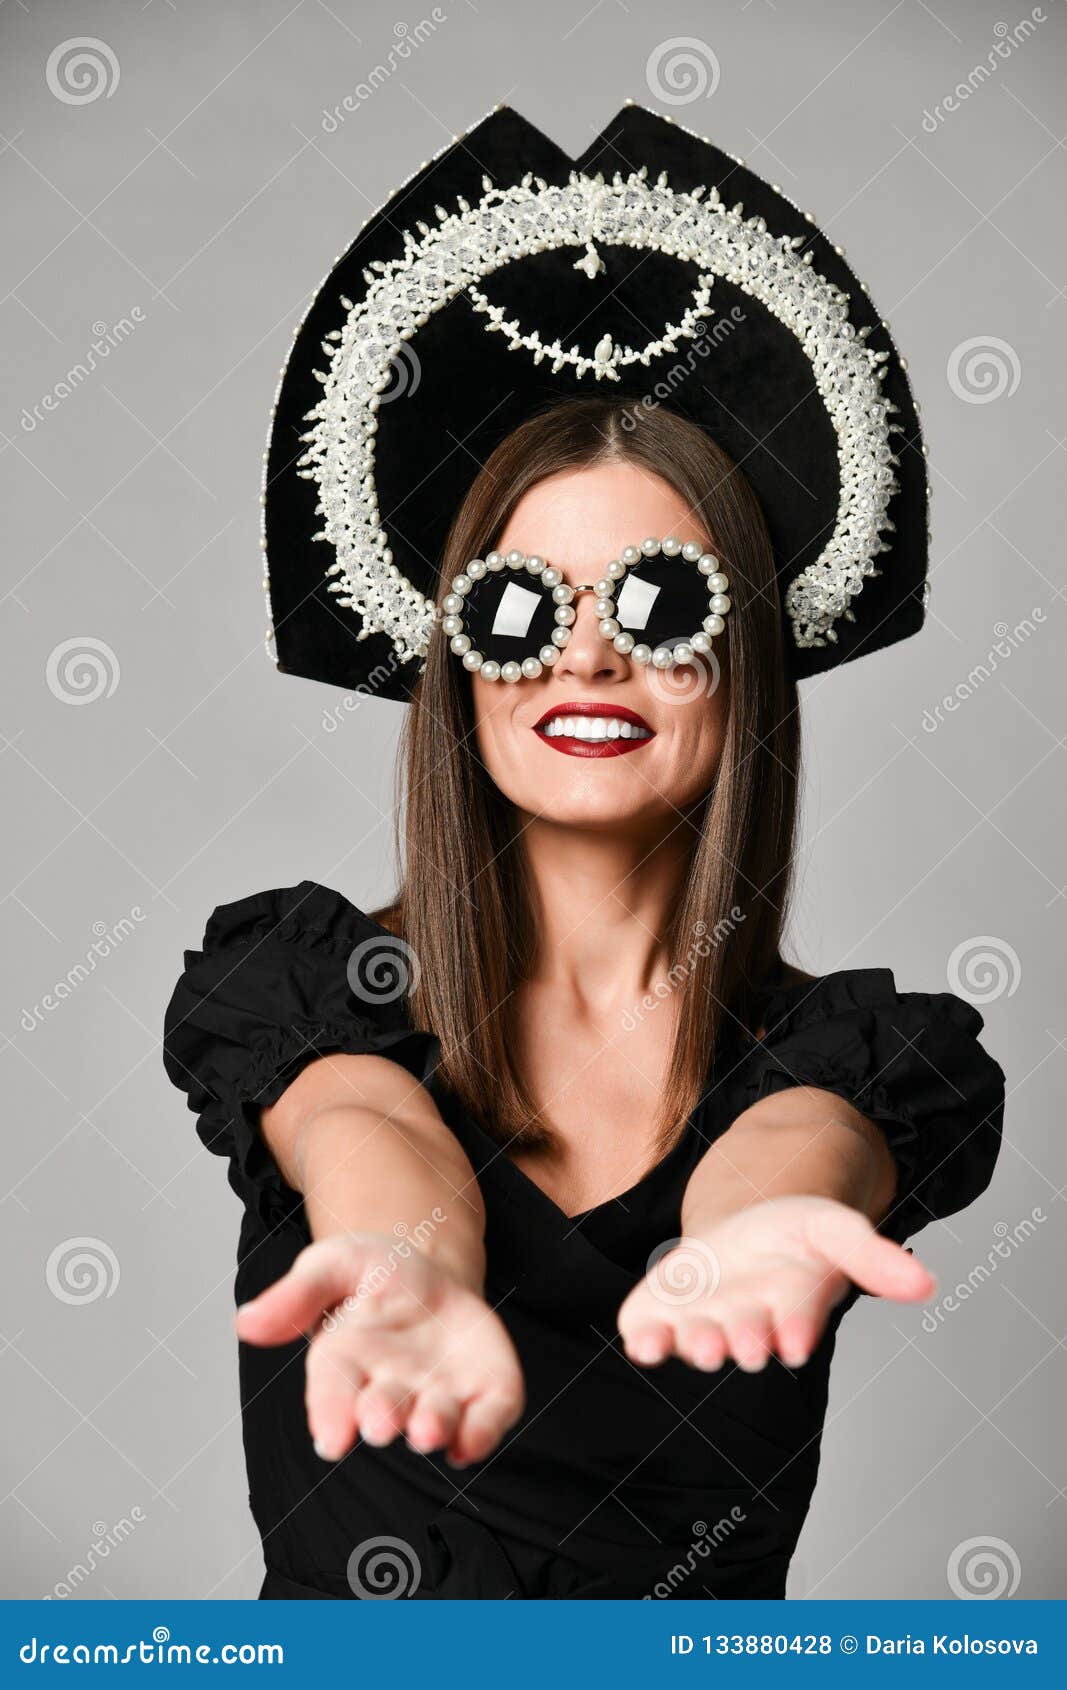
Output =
[{"x1": 263, "y1": 103, "x2": 929, "y2": 700}]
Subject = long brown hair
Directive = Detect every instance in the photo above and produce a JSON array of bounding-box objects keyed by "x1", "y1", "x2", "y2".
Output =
[{"x1": 381, "y1": 397, "x2": 800, "y2": 1151}]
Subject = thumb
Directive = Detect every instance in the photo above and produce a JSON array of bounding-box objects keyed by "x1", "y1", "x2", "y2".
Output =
[
  {"x1": 809, "y1": 1205, "x2": 936, "y2": 1303},
  {"x1": 235, "y1": 1239, "x2": 360, "y2": 1346}
]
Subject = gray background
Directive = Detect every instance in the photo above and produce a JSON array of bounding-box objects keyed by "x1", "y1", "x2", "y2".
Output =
[{"x1": 1, "y1": 0, "x2": 1063, "y2": 1601}]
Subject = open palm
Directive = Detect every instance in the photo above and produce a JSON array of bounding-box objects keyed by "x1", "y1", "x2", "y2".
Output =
[
  {"x1": 236, "y1": 1233, "x2": 524, "y2": 1466},
  {"x1": 617, "y1": 1196, "x2": 934, "y2": 1373}
]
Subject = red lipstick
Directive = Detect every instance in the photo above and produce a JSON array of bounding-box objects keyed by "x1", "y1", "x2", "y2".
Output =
[{"x1": 533, "y1": 701, "x2": 656, "y2": 758}]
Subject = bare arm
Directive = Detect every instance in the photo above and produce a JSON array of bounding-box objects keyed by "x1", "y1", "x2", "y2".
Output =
[
  {"x1": 235, "y1": 1053, "x2": 523, "y2": 1466},
  {"x1": 619, "y1": 1087, "x2": 934, "y2": 1375},
  {"x1": 680, "y1": 1085, "x2": 898, "y2": 1235},
  {"x1": 259, "y1": 1052, "x2": 487, "y2": 1291}
]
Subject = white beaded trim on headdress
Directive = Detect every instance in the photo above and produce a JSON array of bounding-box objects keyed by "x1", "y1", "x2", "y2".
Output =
[
  {"x1": 294, "y1": 164, "x2": 902, "y2": 663},
  {"x1": 466, "y1": 264, "x2": 715, "y2": 380}
]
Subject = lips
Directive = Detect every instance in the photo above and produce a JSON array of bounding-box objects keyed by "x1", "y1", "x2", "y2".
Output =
[{"x1": 533, "y1": 700, "x2": 655, "y2": 758}]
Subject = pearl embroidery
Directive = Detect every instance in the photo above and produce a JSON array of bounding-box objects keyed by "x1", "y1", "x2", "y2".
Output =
[
  {"x1": 466, "y1": 267, "x2": 715, "y2": 380},
  {"x1": 296, "y1": 166, "x2": 901, "y2": 663}
]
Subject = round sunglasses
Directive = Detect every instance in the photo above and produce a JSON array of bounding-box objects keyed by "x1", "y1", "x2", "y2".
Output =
[{"x1": 441, "y1": 537, "x2": 732, "y2": 683}]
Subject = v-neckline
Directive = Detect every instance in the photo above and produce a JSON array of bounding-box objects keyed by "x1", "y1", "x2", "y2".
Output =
[{"x1": 499, "y1": 1109, "x2": 701, "y2": 1227}]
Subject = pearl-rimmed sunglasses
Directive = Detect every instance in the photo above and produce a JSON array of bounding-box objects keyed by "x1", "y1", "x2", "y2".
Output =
[{"x1": 441, "y1": 537, "x2": 732, "y2": 683}]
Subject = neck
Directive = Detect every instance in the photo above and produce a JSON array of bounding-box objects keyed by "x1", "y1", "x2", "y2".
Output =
[{"x1": 517, "y1": 813, "x2": 695, "y2": 1006}]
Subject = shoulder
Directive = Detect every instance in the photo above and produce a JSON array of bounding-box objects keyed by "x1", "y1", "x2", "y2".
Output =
[
  {"x1": 168, "y1": 880, "x2": 419, "y2": 1032},
  {"x1": 742, "y1": 964, "x2": 1005, "y2": 1232},
  {"x1": 749, "y1": 964, "x2": 1003, "y2": 1090},
  {"x1": 192, "y1": 880, "x2": 400, "y2": 958},
  {"x1": 168, "y1": 881, "x2": 414, "y2": 1037},
  {"x1": 161, "y1": 883, "x2": 435, "y2": 1228},
  {"x1": 163, "y1": 881, "x2": 428, "y2": 1102},
  {"x1": 756, "y1": 965, "x2": 993, "y2": 1048}
]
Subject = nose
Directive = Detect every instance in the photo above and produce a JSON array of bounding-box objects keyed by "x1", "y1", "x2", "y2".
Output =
[{"x1": 551, "y1": 586, "x2": 630, "y2": 684}]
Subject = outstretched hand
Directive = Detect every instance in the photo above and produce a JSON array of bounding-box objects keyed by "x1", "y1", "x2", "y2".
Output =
[
  {"x1": 236, "y1": 1233, "x2": 524, "y2": 1467},
  {"x1": 617, "y1": 1195, "x2": 934, "y2": 1374}
]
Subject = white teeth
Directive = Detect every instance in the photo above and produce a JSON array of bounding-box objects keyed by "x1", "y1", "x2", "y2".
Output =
[{"x1": 540, "y1": 715, "x2": 652, "y2": 741}]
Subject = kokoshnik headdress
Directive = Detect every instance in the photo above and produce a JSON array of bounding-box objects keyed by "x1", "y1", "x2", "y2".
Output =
[{"x1": 262, "y1": 103, "x2": 929, "y2": 701}]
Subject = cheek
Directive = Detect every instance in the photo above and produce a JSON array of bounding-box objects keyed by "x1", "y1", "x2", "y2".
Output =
[
  {"x1": 653, "y1": 718, "x2": 724, "y2": 805},
  {"x1": 470, "y1": 678, "x2": 541, "y2": 800},
  {"x1": 639, "y1": 676, "x2": 728, "y2": 798}
]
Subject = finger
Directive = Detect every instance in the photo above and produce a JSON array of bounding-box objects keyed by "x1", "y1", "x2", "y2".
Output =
[
  {"x1": 771, "y1": 1312, "x2": 820, "y2": 1370},
  {"x1": 447, "y1": 1389, "x2": 522, "y2": 1469},
  {"x1": 406, "y1": 1387, "x2": 462, "y2": 1454},
  {"x1": 621, "y1": 1320, "x2": 673, "y2": 1366},
  {"x1": 357, "y1": 1378, "x2": 415, "y2": 1448},
  {"x1": 812, "y1": 1208, "x2": 936, "y2": 1302},
  {"x1": 674, "y1": 1317, "x2": 727, "y2": 1372},
  {"x1": 305, "y1": 1335, "x2": 366, "y2": 1462},
  {"x1": 236, "y1": 1241, "x2": 359, "y2": 1346},
  {"x1": 721, "y1": 1306, "x2": 774, "y2": 1372}
]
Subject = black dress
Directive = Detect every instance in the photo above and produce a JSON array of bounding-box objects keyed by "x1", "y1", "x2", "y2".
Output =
[{"x1": 163, "y1": 882, "x2": 1005, "y2": 1601}]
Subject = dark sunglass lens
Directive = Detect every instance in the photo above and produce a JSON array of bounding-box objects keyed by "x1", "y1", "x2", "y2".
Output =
[
  {"x1": 458, "y1": 571, "x2": 557, "y2": 662},
  {"x1": 612, "y1": 561, "x2": 712, "y2": 648}
]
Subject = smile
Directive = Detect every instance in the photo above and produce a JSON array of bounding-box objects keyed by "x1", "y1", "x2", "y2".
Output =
[{"x1": 533, "y1": 702, "x2": 655, "y2": 758}]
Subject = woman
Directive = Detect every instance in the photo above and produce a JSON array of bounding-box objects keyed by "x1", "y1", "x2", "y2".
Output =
[{"x1": 164, "y1": 107, "x2": 1004, "y2": 1600}]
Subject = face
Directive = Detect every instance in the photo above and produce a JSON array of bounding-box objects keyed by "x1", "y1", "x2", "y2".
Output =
[{"x1": 469, "y1": 462, "x2": 729, "y2": 831}]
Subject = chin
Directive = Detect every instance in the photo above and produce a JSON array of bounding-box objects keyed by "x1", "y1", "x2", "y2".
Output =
[
  {"x1": 502, "y1": 767, "x2": 690, "y2": 830},
  {"x1": 540, "y1": 799, "x2": 667, "y2": 831}
]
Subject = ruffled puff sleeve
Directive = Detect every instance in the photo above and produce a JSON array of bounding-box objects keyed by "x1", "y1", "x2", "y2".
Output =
[
  {"x1": 745, "y1": 970, "x2": 1006, "y2": 1242},
  {"x1": 162, "y1": 882, "x2": 439, "y2": 1231}
]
